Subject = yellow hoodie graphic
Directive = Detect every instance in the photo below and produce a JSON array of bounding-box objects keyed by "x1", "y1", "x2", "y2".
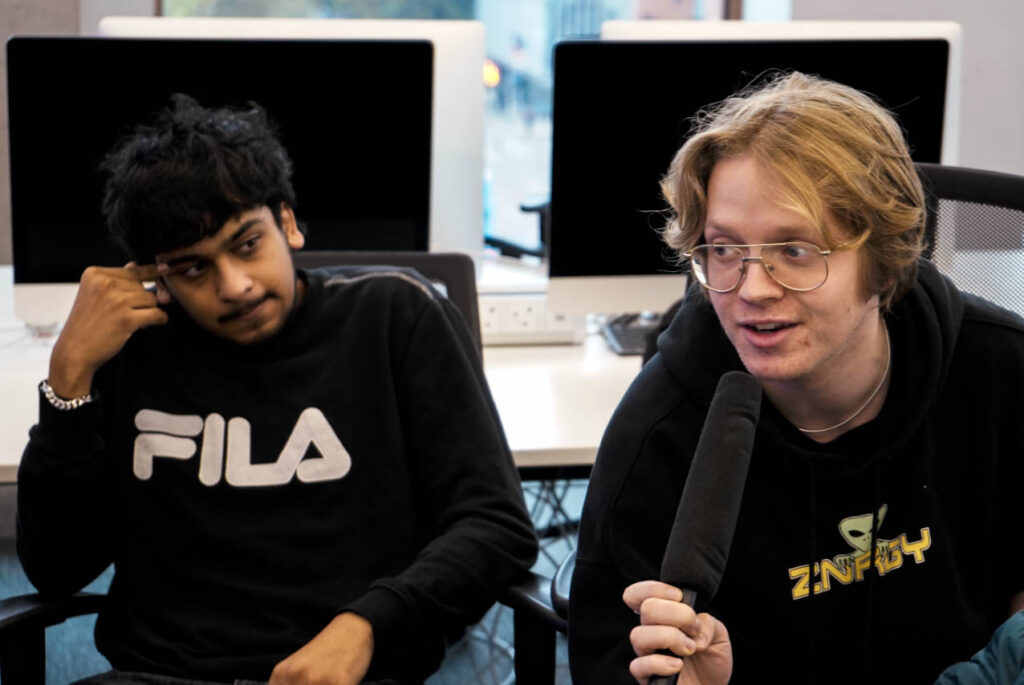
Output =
[{"x1": 788, "y1": 504, "x2": 932, "y2": 600}]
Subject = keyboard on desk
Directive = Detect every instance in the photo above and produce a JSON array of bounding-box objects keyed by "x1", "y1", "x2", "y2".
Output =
[{"x1": 602, "y1": 312, "x2": 662, "y2": 356}]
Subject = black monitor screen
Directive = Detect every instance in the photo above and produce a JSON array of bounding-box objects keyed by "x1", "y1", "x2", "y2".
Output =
[
  {"x1": 549, "y1": 39, "x2": 950, "y2": 279},
  {"x1": 6, "y1": 36, "x2": 433, "y2": 283}
]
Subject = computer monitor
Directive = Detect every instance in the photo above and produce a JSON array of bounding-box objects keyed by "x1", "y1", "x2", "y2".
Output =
[
  {"x1": 6, "y1": 35, "x2": 433, "y2": 330},
  {"x1": 545, "y1": 21, "x2": 962, "y2": 317},
  {"x1": 98, "y1": 17, "x2": 485, "y2": 257}
]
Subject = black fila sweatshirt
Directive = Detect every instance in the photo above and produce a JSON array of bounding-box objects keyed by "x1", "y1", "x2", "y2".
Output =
[{"x1": 18, "y1": 266, "x2": 538, "y2": 683}]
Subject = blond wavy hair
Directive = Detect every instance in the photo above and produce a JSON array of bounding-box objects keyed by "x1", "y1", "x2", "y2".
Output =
[{"x1": 661, "y1": 71, "x2": 925, "y2": 310}]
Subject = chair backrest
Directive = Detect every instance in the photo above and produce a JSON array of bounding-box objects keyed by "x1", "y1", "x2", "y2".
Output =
[
  {"x1": 916, "y1": 162, "x2": 1024, "y2": 317},
  {"x1": 292, "y1": 251, "x2": 481, "y2": 351}
]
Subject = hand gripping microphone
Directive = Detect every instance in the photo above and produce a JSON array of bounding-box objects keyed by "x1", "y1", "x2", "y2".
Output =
[{"x1": 650, "y1": 370, "x2": 762, "y2": 685}]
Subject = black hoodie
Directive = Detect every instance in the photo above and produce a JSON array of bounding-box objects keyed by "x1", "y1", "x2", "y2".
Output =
[{"x1": 570, "y1": 259, "x2": 1024, "y2": 684}]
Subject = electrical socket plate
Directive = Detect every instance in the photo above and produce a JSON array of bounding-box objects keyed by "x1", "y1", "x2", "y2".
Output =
[{"x1": 478, "y1": 293, "x2": 585, "y2": 346}]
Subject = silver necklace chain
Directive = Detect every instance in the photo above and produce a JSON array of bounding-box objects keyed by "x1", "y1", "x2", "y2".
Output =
[{"x1": 797, "y1": 323, "x2": 891, "y2": 435}]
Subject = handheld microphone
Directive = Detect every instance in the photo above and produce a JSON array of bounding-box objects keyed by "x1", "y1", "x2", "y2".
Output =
[{"x1": 650, "y1": 370, "x2": 762, "y2": 685}]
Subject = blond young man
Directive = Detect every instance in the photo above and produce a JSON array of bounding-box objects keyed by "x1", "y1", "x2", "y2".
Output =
[{"x1": 570, "y1": 72, "x2": 1024, "y2": 684}]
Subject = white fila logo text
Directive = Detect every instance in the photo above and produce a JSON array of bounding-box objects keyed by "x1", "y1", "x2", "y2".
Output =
[{"x1": 133, "y1": 407, "x2": 352, "y2": 487}]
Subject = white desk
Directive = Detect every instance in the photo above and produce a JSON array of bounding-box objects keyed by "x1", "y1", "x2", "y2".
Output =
[
  {"x1": 0, "y1": 267, "x2": 641, "y2": 482},
  {"x1": 0, "y1": 266, "x2": 59, "y2": 483},
  {"x1": 483, "y1": 337, "x2": 641, "y2": 469}
]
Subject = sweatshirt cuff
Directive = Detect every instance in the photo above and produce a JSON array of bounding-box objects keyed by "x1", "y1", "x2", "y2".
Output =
[
  {"x1": 343, "y1": 583, "x2": 415, "y2": 649},
  {"x1": 31, "y1": 386, "x2": 104, "y2": 461}
]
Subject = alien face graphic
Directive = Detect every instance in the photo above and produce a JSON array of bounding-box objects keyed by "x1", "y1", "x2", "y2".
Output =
[{"x1": 838, "y1": 503, "x2": 888, "y2": 554}]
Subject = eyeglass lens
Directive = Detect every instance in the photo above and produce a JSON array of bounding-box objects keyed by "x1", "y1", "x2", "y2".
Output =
[{"x1": 690, "y1": 242, "x2": 828, "y2": 292}]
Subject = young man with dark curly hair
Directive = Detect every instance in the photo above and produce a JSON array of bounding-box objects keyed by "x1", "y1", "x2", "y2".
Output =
[{"x1": 17, "y1": 94, "x2": 538, "y2": 685}]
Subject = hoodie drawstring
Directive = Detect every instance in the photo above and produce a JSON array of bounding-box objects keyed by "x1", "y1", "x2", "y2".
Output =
[
  {"x1": 807, "y1": 461, "x2": 818, "y2": 677},
  {"x1": 865, "y1": 466, "x2": 884, "y2": 672}
]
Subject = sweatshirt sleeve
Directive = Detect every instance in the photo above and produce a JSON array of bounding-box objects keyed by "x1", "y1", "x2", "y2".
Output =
[
  {"x1": 343, "y1": 294, "x2": 539, "y2": 672},
  {"x1": 569, "y1": 429, "x2": 654, "y2": 685},
  {"x1": 17, "y1": 383, "x2": 117, "y2": 596},
  {"x1": 569, "y1": 356, "x2": 695, "y2": 684},
  {"x1": 569, "y1": 555, "x2": 647, "y2": 684}
]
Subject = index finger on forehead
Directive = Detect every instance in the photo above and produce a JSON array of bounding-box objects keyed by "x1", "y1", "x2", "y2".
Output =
[{"x1": 124, "y1": 263, "x2": 163, "y2": 281}]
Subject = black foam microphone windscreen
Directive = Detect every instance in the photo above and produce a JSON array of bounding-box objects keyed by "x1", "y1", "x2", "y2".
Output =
[
  {"x1": 660, "y1": 370, "x2": 762, "y2": 597},
  {"x1": 650, "y1": 370, "x2": 761, "y2": 685}
]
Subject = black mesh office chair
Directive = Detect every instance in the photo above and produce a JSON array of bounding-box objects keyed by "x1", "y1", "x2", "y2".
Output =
[
  {"x1": 916, "y1": 162, "x2": 1024, "y2": 317},
  {"x1": 292, "y1": 251, "x2": 482, "y2": 350},
  {"x1": 496, "y1": 549, "x2": 574, "y2": 685},
  {"x1": 503, "y1": 162, "x2": 1024, "y2": 684},
  {"x1": 0, "y1": 251, "x2": 491, "y2": 684}
]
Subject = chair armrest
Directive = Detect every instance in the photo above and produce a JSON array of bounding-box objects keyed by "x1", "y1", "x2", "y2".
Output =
[
  {"x1": 0, "y1": 592, "x2": 107, "y2": 685},
  {"x1": 498, "y1": 570, "x2": 567, "y2": 634},
  {"x1": 0, "y1": 591, "x2": 107, "y2": 633},
  {"x1": 483, "y1": 235, "x2": 545, "y2": 260},
  {"x1": 550, "y1": 549, "x2": 576, "y2": 619},
  {"x1": 519, "y1": 197, "x2": 550, "y2": 214},
  {"x1": 499, "y1": 572, "x2": 567, "y2": 685}
]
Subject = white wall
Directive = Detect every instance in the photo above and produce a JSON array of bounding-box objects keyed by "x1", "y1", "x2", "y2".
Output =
[
  {"x1": 793, "y1": 0, "x2": 1024, "y2": 176},
  {"x1": 80, "y1": 0, "x2": 153, "y2": 34}
]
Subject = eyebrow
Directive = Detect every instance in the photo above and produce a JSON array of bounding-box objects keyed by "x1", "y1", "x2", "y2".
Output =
[
  {"x1": 159, "y1": 219, "x2": 263, "y2": 268},
  {"x1": 705, "y1": 222, "x2": 817, "y2": 242},
  {"x1": 703, "y1": 223, "x2": 741, "y2": 242}
]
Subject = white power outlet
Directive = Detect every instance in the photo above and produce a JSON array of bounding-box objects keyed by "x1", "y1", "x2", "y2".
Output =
[
  {"x1": 480, "y1": 300, "x2": 503, "y2": 336},
  {"x1": 478, "y1": 293, "x2": 585, "y2": 346},
  {"x1": 504, "y1": 300, "x2": 540, "y2": 331}
]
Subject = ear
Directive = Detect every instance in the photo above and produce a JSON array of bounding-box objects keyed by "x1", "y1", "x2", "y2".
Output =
[
  {"x1": 280, "y1": 204, "x2": 305, "y2": 250},
  {"x1": 155, "y1": 278, "x2": 174, "y2": 306}
]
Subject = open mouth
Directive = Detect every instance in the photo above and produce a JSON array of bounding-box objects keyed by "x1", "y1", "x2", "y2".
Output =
[{"x1": 743, "y1": 322, "x2": 795, "y2": 333}]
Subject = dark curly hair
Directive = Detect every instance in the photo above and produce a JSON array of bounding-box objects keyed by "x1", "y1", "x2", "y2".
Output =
[{"x1": 100, "y1": 94, "x2": 298, "y2": 263}]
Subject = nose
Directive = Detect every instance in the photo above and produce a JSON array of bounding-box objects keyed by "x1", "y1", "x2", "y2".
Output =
[
  {"x1": 215, "y1": 260, "x2": 254, "y2": 301},
  {"x1": 735, "y1": 257, "x2": 785, "y2": 302}
]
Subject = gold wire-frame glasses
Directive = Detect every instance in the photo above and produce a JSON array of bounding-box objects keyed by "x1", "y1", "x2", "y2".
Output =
[{"x1": 683, "y1": 241, "x2": 835, "y2": 293}]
